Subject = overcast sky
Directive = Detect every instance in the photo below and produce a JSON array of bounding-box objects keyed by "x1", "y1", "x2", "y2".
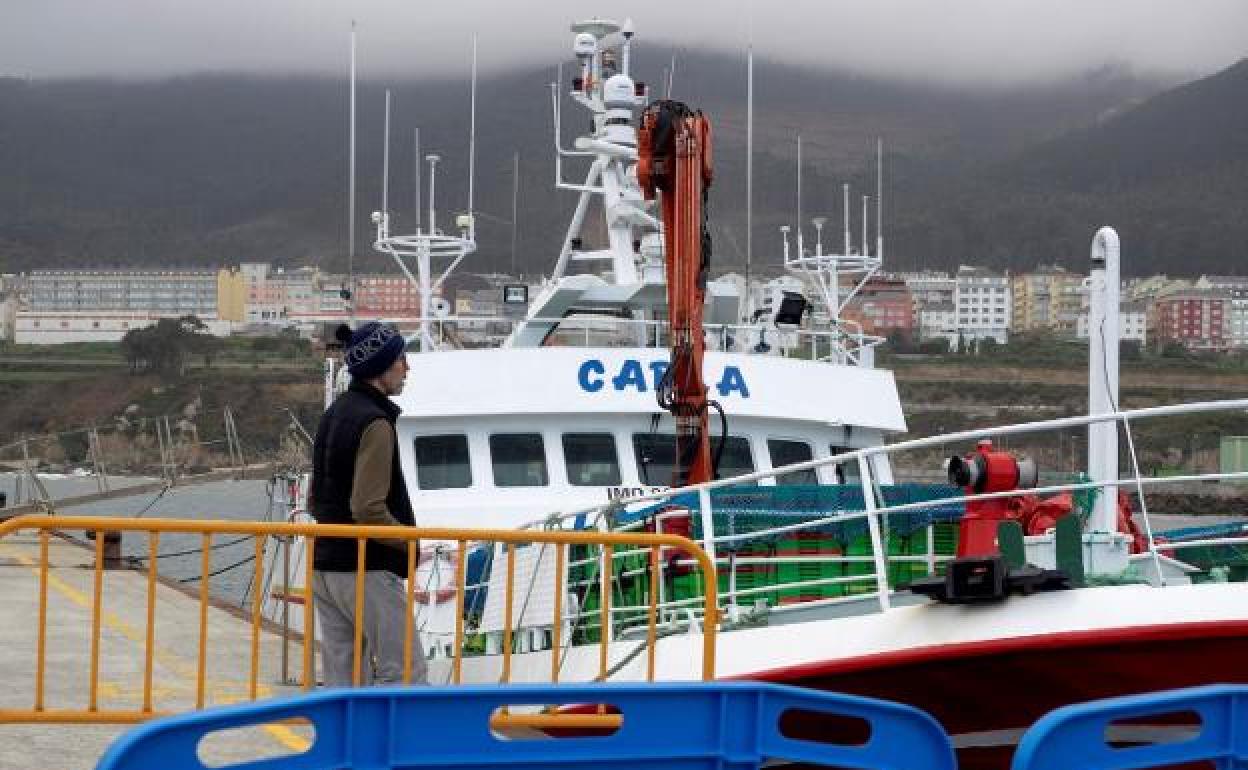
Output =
[{"x1": 5, "y1": 1, "x2": 1247, "y2": 85}]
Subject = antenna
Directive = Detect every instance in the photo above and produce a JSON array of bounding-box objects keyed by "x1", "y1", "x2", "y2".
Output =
[
  {"x1": 382, "y1": 89, "x2": 391, "y2": 218},
  {"x1": 467, "y1": 35, "x2": 478, "y2": 240},
  {"x1": 862, "y1": 195, "x2": 869, "y2": 257},
  {"x1": 842, "y1": 183, "x2": 850, "y2": 256},
  {"x1": 621, "y1": 18, "x2": 634, "y2": 75},
  {"x1": 876, "y1": 137, "x2": 884, "y2": 261},
  {"x1": 413, "y1": 127, "x2": 421, "y2": 232},
  {"x1": 347, "y1": 20, "x2": 357, "y2": 323},
  {"x1": 511, "y1": 152, "x2": 519, "y2": 275},
  {"x1": 795, "y1": 135, "x2": 803, "y2": 257},
  {"x1": 427, "y1": 154, "x2": 440, "y2": 233},
  {"x1": 745, "y1": 43, "x2": 753, "y2": 318},
  {"x1": 666, "y1": 51, "x2": 676, "y2": 98}
]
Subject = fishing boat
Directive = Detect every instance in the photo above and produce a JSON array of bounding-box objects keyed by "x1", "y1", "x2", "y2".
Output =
[
  {"x1": 265, "y1": 15, "x2": 907, "y2": 641},
  {"x1": 262, "y1": 19, "x2": 1248, "y2": 769}
]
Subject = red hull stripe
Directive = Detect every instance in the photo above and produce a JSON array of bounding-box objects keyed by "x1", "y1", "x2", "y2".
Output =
[{"x1": 731, "y1": 619, "x2": 1248, "y2": 682}]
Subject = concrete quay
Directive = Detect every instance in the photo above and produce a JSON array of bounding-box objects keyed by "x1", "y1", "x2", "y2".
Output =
[{"x1": 0, "y1": 533, "x2": 310, "y2": 770}]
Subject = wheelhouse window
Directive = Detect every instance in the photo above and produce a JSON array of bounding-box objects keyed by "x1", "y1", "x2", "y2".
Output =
[
  {"x1": 633, "y1": 434, "x2": 756, "y2": 484},
  {"x1": 563, "y1": 433, "x2": 621, "y2": 486},
  {"x1": 413, "y1": 435, "x2": 472, "y2": 490},
  {"x1": 715, "y1": 436, "x2": 755, "y2": 480},
  {"x1": 767, "y1": 439, "x2": 817, "y2": 485},
  {"x1": 632, "y1": 433, "x2": 676, "y2": 486},
  {"x1": 490, "y1": 433, "x2": 549, "y2": 487}
]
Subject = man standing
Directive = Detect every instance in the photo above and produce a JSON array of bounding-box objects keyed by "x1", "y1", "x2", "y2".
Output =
[{"x1": 309, "y1": 321, "x2": 427, "y2": 686}]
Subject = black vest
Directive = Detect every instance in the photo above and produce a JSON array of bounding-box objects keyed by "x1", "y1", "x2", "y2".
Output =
[{"x1": 310, "y1": 380, "x2": 416, "y2": 576}]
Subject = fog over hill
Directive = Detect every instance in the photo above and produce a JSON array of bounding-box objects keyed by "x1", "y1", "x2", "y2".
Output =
[{"x1": 0, "y1": 51, "x2": 1241, "y2": 278}]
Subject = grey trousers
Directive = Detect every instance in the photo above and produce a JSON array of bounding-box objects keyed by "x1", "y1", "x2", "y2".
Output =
[{"x1": 311, "y1": 569, "x2": 429, "y2": 687}]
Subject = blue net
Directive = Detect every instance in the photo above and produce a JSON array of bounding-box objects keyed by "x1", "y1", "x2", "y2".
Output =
[
  {"x1": 1157, "y1": 521, "x2": 1248, "y2": 542},
  {"x1": 618, "y1": 484, "x2": 965, "y2": 551}
]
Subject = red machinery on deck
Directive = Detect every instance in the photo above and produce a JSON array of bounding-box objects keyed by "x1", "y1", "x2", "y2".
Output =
[
  {"x1": 637, "y1": 100, "x2": 715, "y2": 487},
  {"x1": 947, "y1": 440, "x2": 1146, "y2": 557}
]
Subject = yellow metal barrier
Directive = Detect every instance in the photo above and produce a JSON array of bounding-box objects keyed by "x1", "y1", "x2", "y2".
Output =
[{"x1": 0, "y1": 515, "x2": 718, "y2": 727}]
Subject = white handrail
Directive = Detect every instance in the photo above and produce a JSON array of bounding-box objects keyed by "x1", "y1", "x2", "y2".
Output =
[
  {"x1": 522, "y1": 398, "x2": 1248, "y2": 618},
  {"x1": 558, "y1": 399, "x2": 1248, "y2": 517}
]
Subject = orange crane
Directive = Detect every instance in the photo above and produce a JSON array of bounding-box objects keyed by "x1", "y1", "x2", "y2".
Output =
[{"x1": 637, "y1": 100, "x2": 715, "y2": 486}]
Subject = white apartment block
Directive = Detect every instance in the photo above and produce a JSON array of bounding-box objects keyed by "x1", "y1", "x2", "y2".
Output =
[
  {"x1": 1077, "y1": 301, "x2": 1147, "y2": 344},
  {"x1": 1195, "y1": 275, "x2": 1248, "y2": 292},
  {"x1": 1229, "y1": 292, "x2": 1248, "y2": 349},
  {"x1": 0, "y1": 293, "x2": 18, "y2": 341},
  {"x1": 900, "y1": 270, "x2": 955, "y2": 326},
  {"x1": 28, "y1": 269, "x2": 218, "y2": 317},
  {"x1": 918, "y1": 301, "x2": 958, "y2": 350},
  {"x1": 954, "y1": 266, "x2": 1010, "y2": 345},
  {"x1": 14, "y1": 312, "x2": 234, "y2": 344}
]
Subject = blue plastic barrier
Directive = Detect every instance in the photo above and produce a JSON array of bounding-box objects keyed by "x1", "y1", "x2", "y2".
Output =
[
  {"x1": 1012, "y1": 684, "x2": 1248, "y2": 770},
  {"x1": 96, "y1": 682, "x2": 956, "y2": 770}
]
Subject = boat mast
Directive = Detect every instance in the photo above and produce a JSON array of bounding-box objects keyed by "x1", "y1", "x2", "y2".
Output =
[
  {"x1": 413, "y1": 127, "x2": 421, "y2": 232},
  {"x1": 511, "y1": 152, "x2": 519, "y2": 275},
  {"x1": 467, "y1": 34, "x2": 477, "y2": 242},
  {"x1": 369, "y1": 41, "x2": 477, "y2": 354},
  {"x1": 842, "y1": 183, "x2": 850, "y2": 257},
  {"x1": 745, "y1": 43, "x2": 753, "y2": 321},
  {"x1": 796, "y1": 135, "x2": 803, "y2": 258},
  {"x1": 382, "y1": 90, "x2": 391, "y2": 221},
  {"x1": 876, "y1": 137, "x2": 883, "y2": 260},
  {"x1": 862, "y1": 195, "x2": 869, "y2": 256},
  {"x1": 347, "y1": 21, "x2": 358, "y2": 323}
]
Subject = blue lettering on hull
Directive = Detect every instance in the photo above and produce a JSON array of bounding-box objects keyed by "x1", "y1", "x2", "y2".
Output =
[{"x1": 576, "y1": 358, "x2": 750, "y2": 398}]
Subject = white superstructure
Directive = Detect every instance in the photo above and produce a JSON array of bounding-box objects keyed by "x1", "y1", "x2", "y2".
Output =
[
  {"x1": 366, "y1": 18, "x2": 906, "y2": 530},
  {"x1": 274, "y1": 17, "x2": 907, "y2": 646}
]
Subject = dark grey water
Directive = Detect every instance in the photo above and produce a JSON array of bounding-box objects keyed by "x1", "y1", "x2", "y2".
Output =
[{"x1": 2, "y1": 473, "x2": 281, "y2": 608}]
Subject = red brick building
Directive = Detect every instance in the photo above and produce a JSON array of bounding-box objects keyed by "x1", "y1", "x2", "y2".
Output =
[
  {"x1": 841, "y1": 276, "x2": 914, "y2": 337},
  {"x1": 1153, "y1": 289, "x2": 1229, "y2": 351},
  {"x1": 353, "y1": 275, "x2": 423, "y2": 317}
]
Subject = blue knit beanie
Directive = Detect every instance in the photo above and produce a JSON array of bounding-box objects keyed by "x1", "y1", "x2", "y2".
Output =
[{"x1": 336, "y1": 322, "x2": 406, "y2": 379}]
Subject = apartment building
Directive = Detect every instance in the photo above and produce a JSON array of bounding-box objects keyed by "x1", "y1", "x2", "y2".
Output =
[
  {"x1": 955, "y1": 265, "x2": 1011, "y2": 344},
  {"x1": 1153, "y1": 289, "x2": 1229, "y2": 351},
  {"x1": 1012, "y1": 264, "x2": 1084, "y2": 334},
  {"x1": 17, "y1": 269, "x2": 222, "y2": 343},
  {"x1": 27, "y1": 269, "x2": 218, "y2": 317},
  {"x1": 899, "y1": 270, "x2": 955, "y2": 327},
  {"x1": 840, "y1": 276, "x2": 914, "y2": 337},
  {"x1": 1077, "y1": 301, "x2": 1148, "y2": 344},
  {"x1": 1228, "y1": 290, "x2": 1248, "y2": 349},
  {"x1": 918, "y1": 301, "x2": 957, "y2": 350},
  {"x1": 354, "y1": 275, "x2": 422, "y2": 317}
]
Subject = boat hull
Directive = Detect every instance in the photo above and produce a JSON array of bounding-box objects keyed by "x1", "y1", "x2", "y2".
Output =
[{"x1": 745, "y1": 619, "x2": 1248, "y2": 767}]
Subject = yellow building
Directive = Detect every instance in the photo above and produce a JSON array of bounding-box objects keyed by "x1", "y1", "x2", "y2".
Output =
[
  {"x1": 216, "y1": 267, "x2": 247, "y2": 323},
  {"x1": 1011, "y1": 265, "x2": 1085, "y2": 334}
]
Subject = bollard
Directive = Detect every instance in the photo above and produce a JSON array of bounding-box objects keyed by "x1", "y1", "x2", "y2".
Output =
[{"x1": 88, "y1": 531, "x2": 126, "y2": 569}]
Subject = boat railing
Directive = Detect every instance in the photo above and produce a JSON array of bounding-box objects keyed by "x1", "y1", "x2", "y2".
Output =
[
  {"x1": 0, "y1": 517, "x2": 717, "y2": 728},
  {"x1": 403, "y1": 314, "x2": 884, "y2": 364},
  {"x1": 527, "y1": 398, "x2": 1248, "y2": 632}
]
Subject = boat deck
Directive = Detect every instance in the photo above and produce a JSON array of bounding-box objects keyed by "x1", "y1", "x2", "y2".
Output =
[{"x1": 0, "y1": 534, "x2": 309, "y2": 770}]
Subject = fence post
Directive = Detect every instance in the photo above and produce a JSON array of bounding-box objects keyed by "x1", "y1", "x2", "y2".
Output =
[
  {"x1": 21, "y1": 438, "x2": 53, "y2": 512},
  {"x1": 89, "y1": 428, "x2": 111, "y2": 494}
]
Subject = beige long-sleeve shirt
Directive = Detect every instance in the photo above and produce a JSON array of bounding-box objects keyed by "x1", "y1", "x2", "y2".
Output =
[{"x1": 350, "y1": 419, "x2": 412, "y2": 552}]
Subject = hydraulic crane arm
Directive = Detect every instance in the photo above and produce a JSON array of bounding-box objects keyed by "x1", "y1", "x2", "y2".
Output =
[{"x1": 637, "y1": 100, "x2": 715, "y2": 487}]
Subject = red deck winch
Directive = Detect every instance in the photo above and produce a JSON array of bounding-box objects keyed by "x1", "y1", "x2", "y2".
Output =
[
  {"x1": 947, "y1": 440, "x2": 1039, "y2": 557},
  {"x1": 947, "y1": 440, "x2": 1147, "y2": 558}
]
